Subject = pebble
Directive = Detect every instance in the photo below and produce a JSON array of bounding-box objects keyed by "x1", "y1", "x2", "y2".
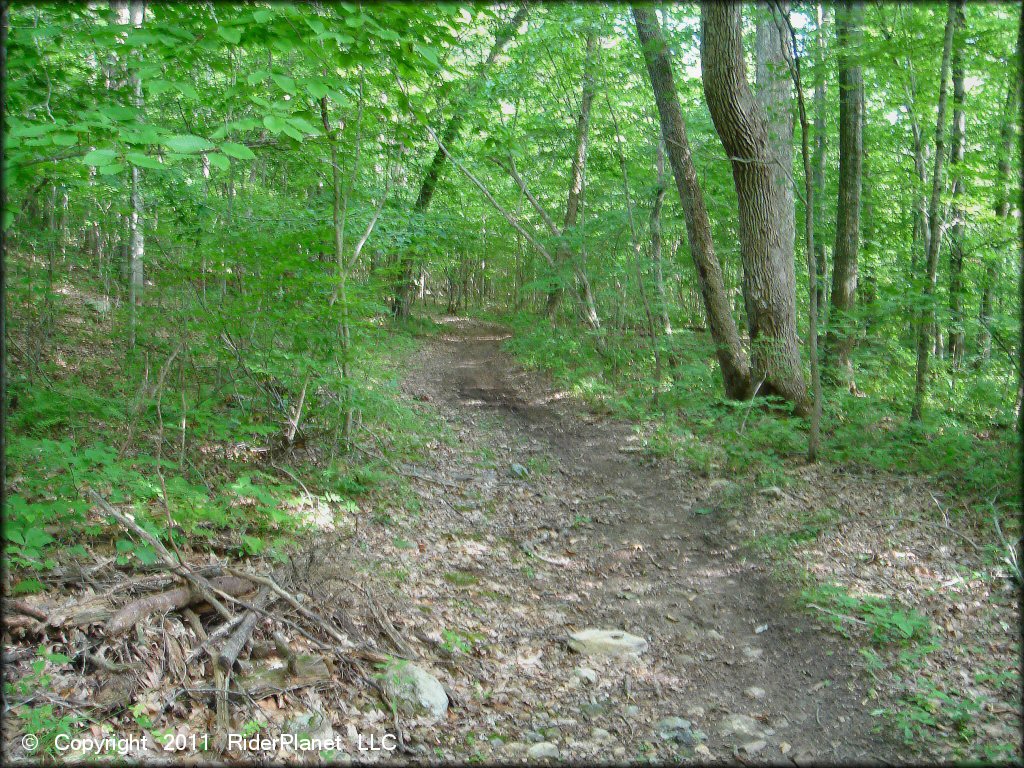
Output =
[
  {"x1": 742, "y1": 647, "x2": 763, "y2": 660},
  {"x1": 591, "y1": 727, "x2": 613, "y2": 742},
  {"x1": 525, "y1": 730, "x2": 545, "y2": 743},
  {"x1": 625, "y1": 705, "x2": 641, "y2": 717},
  {"x1": 744, "y1": 686, "x2": 767, "y2": 700},
  {"x1": 573, "y1": 667, "x2": 598, "y2": 685},
  {"x1": 612, "y1": 746, "x2": 627, "y2": 758},
  {"x1": 742, "y1": 739, "x2": 768, "y2": 755}
]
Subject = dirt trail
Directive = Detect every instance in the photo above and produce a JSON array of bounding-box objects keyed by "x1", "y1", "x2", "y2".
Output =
[{"x1": 398, "y1": 318, "x2": 906, "y2": 763}]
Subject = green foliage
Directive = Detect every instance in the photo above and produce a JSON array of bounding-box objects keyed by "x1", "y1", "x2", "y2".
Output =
[{"x1": 801, "y1": 584, "x2": 933, "y2": 647}]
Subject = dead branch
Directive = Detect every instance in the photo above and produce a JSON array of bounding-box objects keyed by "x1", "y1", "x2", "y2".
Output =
[
  {"x1": 105, "y1": 576, "x2": 254, "y2": 636},
  {"x1": 216, "y1": 588, "x2": 274, "y2": 674}
]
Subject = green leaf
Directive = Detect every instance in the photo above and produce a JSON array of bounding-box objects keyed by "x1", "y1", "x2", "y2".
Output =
[
  {"x1": 126, "y1": 152, "x2": 163, "y2": 169},
  {"x1": 217, "y1": 26, "x2": 242, "y2": 44},
  {"x1": 83, "y1": 149, "x2": 118, "y2": 166},
  {"x1": 263, "y1": 115, "x2": 288, "y2": 134},
  {"x1": 11, "y1": 579, "x2": 45, "y2": 596},
  {"x1": 51, "y1": 133, "x2": 78, "y2": 147},
  {"x1": 123, "y1": 125, "x2": 163, "y2": 145},
  {"x1": 414, "y1": 43, "x2": 440, "y2": 67},
  {"x1": 271, "y1": 74, "x2": 296, "y2": 94},
  {"x1": 220, "y1": 141, "x2": 255, "y2": 160},
  {"x1": 305, "y1": 80, "x2": 330, "y2": 100},
  {"x1": 97, "y1": 163, "x2": 125, "y2": 176},
  {"x1": 207, "y1": 152, "x2": 230, "y2": 171},
  {"x1": 247, "y1": 70, "x2": 270, "y2": 86},
  {"x1": 286, "y1": 116, "x2": 316, "y2": 135},
  {"x1": 163, "y1": 134, "x2": 215, "y2": 153}
]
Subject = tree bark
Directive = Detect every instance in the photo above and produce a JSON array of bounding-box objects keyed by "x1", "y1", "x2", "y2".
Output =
[
  {"x1": 911, "y1": 1, "x2": 958, "y2": 422},
  {"x1": 983, "y1": 47, "x2": 1022, "y2": 360},
  {"x1": 546, "y1": 31, "x2": 599, "y2": 324},
  {"x1": 632, "y1": 6, "x2": 752, "y2": 400},
  {"x1": 947, "y1": 2, "x2": 967, "y2": 368},
  {"x1": 811, "y1": 4, "x2": 828, "y2": 325},
  {"x1": 700, "y1": 2, "x2": 808, "y2": 414},
  {"x1": 393, "y1": 5, "x2": 528, "y2": 319},
  {"x1": 826, "y1": 0, "x2": 864, "y2": 390},
  {"x1": 651, "y1": 138, "x2": 672, "y2": 337}
]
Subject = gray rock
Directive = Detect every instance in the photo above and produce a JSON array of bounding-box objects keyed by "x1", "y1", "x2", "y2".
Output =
[
  {"x1": 744, "y1": 686, "x2": 767, "y2": 700},
  {"x1": 503, "y1": 742, "x2": 528, "y2": 755},
  {"x1": 573, "y1": 667, "x2": 598, "y2": 685},
  {"x1": 657, "y1": 717, "x2": 695, "y2": 745},
  {"x1": 612, "y1": 746, "x2": 627, "y2": 758},
  {"x1": 580, "y1": 702, "x2": 606, "y2": 719},
  {"x1": 542, "y1": 727, "x2": 561, "y2": 741},
  {"x1": 742, "y1": 739, "x2": 768, "y2": 755},
  {"x1": 718, "y1": 714, "x2": 764, "y2": 741},
  {"x1": 568, "y1": 629, "x2": 648, "y2": 657},
  {"x1": 591, "y1": 727, "x2": 613, "y2": 742},
  {"x1": 284, "y1": 709, "x2": 334, "y2": 751},
  {"x1": 742, "y1": 647, "x2": 763, "y2": 660},
  {"x1": 625, "y1": 705, "x2": 641, "y2": 718},
  {"x1": 527, "y1": 741, "x2": 560, "y2": 760},
  {"x1": 525, "y1": 730, "x2": 545, "y2": 743},
  {"x1": 510, "y1": 463, "x2": 530, "y2": 479},
  {"x1": 381, "y1": 663, "x2": 448, "y2": 723}
]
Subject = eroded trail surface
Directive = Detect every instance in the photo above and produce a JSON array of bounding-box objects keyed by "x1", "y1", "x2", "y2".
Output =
[{"x1": 393, "y1": 318, "x2": 904, "y2": 763}]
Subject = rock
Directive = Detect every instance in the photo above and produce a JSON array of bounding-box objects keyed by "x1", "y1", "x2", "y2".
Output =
[
  {"x1": 686, "y1": 706, "x2": 706, "y2": 719},
  {"x1": 542, "y1": 727, "x2": 561, "y2": 741},
  {"x1": 779, "y1": 742, "x2": 792, "y2": 755},
  {"x1": 759, "y1": 486, "x2": 785, "y2": 500},
  {"x1": 624, "y1": 704, "x2": 640, "y2": 718},
  {"x1": 656, "y1": 717, "x2": 695, "y2": 745},
  {"x1": 742, "y1": 740, "x2": 768, "y2": 755},
  {"x1": 573, "y1": 667, "x2": 598, "y2": 685},
  {"x1": 612, "y1": 746, "x2": 627, "y2": 758},
  {"x1": 695, "y1": 744, "x2": 712, "y2": 758},
  {"x1": 718, "y1": 714, "x2": 764, "y2": 741},
  {"x1": 742, "y1": 647, "x2": 763, "y2": 660},
  {"x1": 85, "y1": 297, "x2": 112, "y2": 314},
  {"x1": 283, "y1": 709, "x2": 334, "y2": 751},
  {"x1": 591, "y1": 728, "x2": 613, "y2": 742},
  {"x1": 503, "y1": 742, "x2": 527, "y2": 755},
  {"x1": 526, "y1": 742, "x2": 559, "y2": 760},
  {"x1": 381, "y1": 663, "x2": 448, "y2": 723},
  {"x1": 744, "y1": 686, "x2": 767, "y2": 700},
  {"x1": 510, "y1": 463, "x2": 530, "y2": 479},
  {"x1": 580, "y1": 702, "x2": 606, "y2": 719},
  {"x1": 568, "y1": 629, "x2": 648, "y2": 657},
  {"x1": 525, "y1": 730, "x2": 545, "y2": 743}
]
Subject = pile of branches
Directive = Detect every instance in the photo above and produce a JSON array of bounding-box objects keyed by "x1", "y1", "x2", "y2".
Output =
[{"x1": 3, "y1": 490, "x2": 438, "y2": 759}]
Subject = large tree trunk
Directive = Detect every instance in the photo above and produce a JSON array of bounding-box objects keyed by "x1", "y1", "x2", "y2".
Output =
[
  {"x1": 393, "y1": 6, "x2": 528, "y2": 320},
  {"x1": 651, "y1": 139, "x2": 672, "y2": 337},
  {"x1": 700, "y1": 2, "x2": 808, "y2": 414},
  {"x1": 826, "y1": 0, "x2": 864, "y2": 390},
  {"x1": 632, "y1": 6, "x2": 752, "y2": 400},
  {"x1": 947, "y1": 2, "x2": 967, "y2": 368},
  {"x1": 911, "y1": 1, "x2": 959, "y2": 422}
]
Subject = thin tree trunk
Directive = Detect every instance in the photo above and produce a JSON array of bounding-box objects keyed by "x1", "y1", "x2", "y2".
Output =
[
  {"x1": 983, "y1": 50, "x2": 1022, "y2": 361},
  {"x1": 632, "y1": 6, "x2": 752, "y2": 400},
  {"x1": 947, "y1": 2, "x2": 967, "y2": 368},
  {"x1": 826, "y1": 0, "x2": 864, "y2": 390},
  {"x1": 394, "y1": 6, "x2": 528, "y2": 320},
  {"x1": 700, "y1": 2, "x2": 808, "y2": 414},
  {"x1": 911, "y1": 1, "x2": 958, "y2": 422},
  {"x1": 812, "y1": 4, "x2": 828, "y2": 326},
  {"x1": 771, "y1": 3, "x2": 822, "y2": 460},
  {"x1": 651, "y1": 138, "x2": 672, "y2": 338},
  {"x1": 547, "y1": 31, "x2": 599, "y2": 323}
]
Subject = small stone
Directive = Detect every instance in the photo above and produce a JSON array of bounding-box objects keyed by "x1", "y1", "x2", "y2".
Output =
[
  {"x1": 580, "y1": 702, "x2": 606, "y2": 719},
  {"x1": 625, "y1": 705, "x2": 641, "y2": 718},
  {"x1": 568, "y1": 628, "x2": 648, "y2": 657},
  {"x1": 779, "y1": 742, "x2": 792, "y2": 755},
  {"x1": 503, "y1": 742, "x2": 527, "y2": 755},
  {"x1": 573, "y1": 667, "x2": 598, "y2": 685},
  {"x1": 744, "y1": 686, "x2": 767, "y2": 700},
  {"x1": 283, "y1": 709, "x2": 334, "y2": 752},
  {"x1": 527, "y1": 741, "x2": 559, "y2": 760},
  {"x1": 525, "y1": 730, "x2": 545, "y2": 743},
  {"x1": 656, "y1": 717, "x2": 695, "y2": 745},
  {"x1": 591, "y1": 728, "x2": 613, "y2": 742},
  {"x1": 381, "y1": 663, "x2": 448, "y2": 724},
  {"x1": 510, "y1": 463, "x2": 530, "y2": 478},
  {"x1": 742, "y1": 647, "x2": 763, "y2": 660},
  {"x1": 612, "y1": 746, "x2": 627, "y2": 758},
  {"x1": 759, "y1": 486, "x2": 785, "y2": 500},
  {"x1": 542, "y1": 727, "x2": 561, "y2": 741},
  {"x1": 718, "y1": 714, "x2": 764, "y2": 741},
  {"x1": 695, "y1": 744, "x2": 712, "y2": 758},
  {"x1": 742, "y1": 739, "x2": 768, "y2": 755},
  {"x1": 686, "y1": 706, "x2": 706, "y2": 719}
]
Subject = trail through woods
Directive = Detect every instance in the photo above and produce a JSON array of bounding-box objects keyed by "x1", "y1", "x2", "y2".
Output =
[{"x1": 390, "y1": 317, "x2": 903, "y2": 762}]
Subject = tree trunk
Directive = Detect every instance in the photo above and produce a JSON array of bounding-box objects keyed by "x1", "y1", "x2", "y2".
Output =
[
  {"x1": 983, "y1": 48, "x2": 1022, "y2": 361},
  {"x1": 812, "y1": 4, "x2": 828, "y2": 326},
  {"x1": 632, "y1": 5, "x2": 752, "y2": 400},
  {"x1": 651, "y1": 138, "x2": 672, "y2": 337},
  {"x1": 124, "y1": 0, "x2": 145, "y2": 350},
  {"x1": 700, "y1": 2, "x2": 808, "y2": 414},
  {"x1": 947, "y1": 2, "x2": 967, "y2": 368},
  {"x1": 546, "y1": 31, "x2": 598, "y2": 322},
  {"x1": 911, "y1": 1, "x2": 958, "y2": 422},
  {"x1": 826, "y1": 0, "x2": 864, "y2": 390},
  {"x1": 393, "y1": 6, "x2": 528, "y2": 320}
]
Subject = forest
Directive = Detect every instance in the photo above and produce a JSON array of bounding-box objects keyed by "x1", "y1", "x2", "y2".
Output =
[{"x1": 1, "y1": 1, "x2": 1021, "y2": 764}]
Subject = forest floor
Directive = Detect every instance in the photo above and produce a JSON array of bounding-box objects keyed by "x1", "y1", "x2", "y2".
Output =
[{"x1": 5, "y1": 314, "x2": 1019, "y2": 764}]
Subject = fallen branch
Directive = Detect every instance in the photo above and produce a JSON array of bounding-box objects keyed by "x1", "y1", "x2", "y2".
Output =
[
  {"x1": 216, "y1": 588, "x2": 274, "y2": 674},
  {"x1": 105, "y1": 576, "x2": 256, "y2": 636}
]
